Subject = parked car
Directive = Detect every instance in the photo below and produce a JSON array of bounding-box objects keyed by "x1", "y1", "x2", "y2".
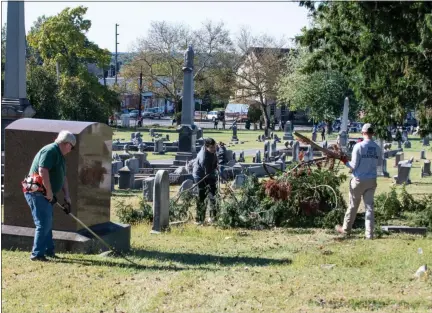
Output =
[
  {"x1": 151, "y1": 108, "x2": 164, "y2": 119},
  {"x1": 206, "y1": 111, "x2": 218, "y2": 121},
  {"x1": 142, "y1": 109, "x2": 154, "y2": 118},
  {"x1": 129, "y1": 110, "x2": 139, "y2": 118}
]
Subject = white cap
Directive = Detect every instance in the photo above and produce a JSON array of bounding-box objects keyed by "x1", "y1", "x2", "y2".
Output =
[
  {"x1": 55, "y1": 130, "x2": 76, "y2": 147},
  {"x1": 361, "y1": 123, "x2": 374, "y2": 134}
]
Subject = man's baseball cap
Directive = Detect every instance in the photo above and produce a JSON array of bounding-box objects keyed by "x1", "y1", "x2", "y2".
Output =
[{"x1": 361, "y1": 123, "x2": 374, "y2": 134}]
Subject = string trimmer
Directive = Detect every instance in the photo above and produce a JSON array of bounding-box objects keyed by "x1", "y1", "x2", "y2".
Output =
[{"x1": 50, "y1": 197, "x2": 138, "y2": 266}]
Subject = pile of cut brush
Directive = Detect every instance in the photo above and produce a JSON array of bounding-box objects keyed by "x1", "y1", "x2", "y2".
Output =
[{"x1": 217, "y1": 140, "x2": 349, "y2": 229}]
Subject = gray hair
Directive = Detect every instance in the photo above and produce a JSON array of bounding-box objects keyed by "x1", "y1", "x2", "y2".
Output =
[{"x1": 55, "y1": 130, "x2": 76, "y2": 147}]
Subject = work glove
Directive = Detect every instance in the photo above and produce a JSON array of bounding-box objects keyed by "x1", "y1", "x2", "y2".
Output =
[
  {"x1": 49, "y1": 196, "x2": 58, "y2": 205},
  {"x1": 62, "y1": 201, "x2": 71, "y2": 215},
  {"x1": 340, "y1": 155, "x2": 349, "y2": 165}
]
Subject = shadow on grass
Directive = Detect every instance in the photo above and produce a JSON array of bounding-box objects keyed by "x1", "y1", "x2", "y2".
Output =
[
  {"x1": 52, "y1": 256, "x2": 215, "y2": 272},
  {"x1": 129, "y1": 249, "x2": 292, "y2": 267}
]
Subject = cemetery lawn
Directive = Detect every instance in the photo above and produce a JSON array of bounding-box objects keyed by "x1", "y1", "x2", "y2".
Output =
[{"x1": 2, "y1": 226, "x2": 431, "y2": 313}]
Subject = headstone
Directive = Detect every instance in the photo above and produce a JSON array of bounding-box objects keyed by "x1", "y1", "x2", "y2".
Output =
[
  {"x1": 232, "y1": 152, "x2": 236, "y2": 161},
  {"x1": 291, "y1": 140, "x2": 300, "y2": 162},
  {"x1": 402, "y1": 130, "x2": 408, "y2": 142},
  {"x1": 151, "y1": 170, "x2": 169, "y2": 233},
  {"x1": 179, "y1": 179, "x2": 194, "y2": 193},
  {"x1": 166, "y1": 134, "x2": 170, "y2": 141},
  {"x1": 420, "y1": 150, "x2": 426, "y2": 160},
  {"x1": 403, "y1": 141, "x2": 411, "y2": 148},
  {"x1": 284, "y1": 141, "x2": 289, "y2": 148},
  {"x1": 276, "y1": 153, "x2": 286, "y2": 171},
  {"x1": 422, "y1": 136, "x2": 430, "y2": 146},
  {"x1": 270, "y1": 140, "x2": 277, "y2": 157},
  {"x1": 231, "y1": 121, "x2": 238, "y2": 141},
  {"x1": 377, "y1": 139, "x2": 390, "y2": 177},
  {"x1": 255, "y1": 150, "x2": 261, "y2": 163},
  {"x1": 274, "y1": 134, "x2": 280, "y2": 143},
  {"x1": 312, "y1": 132, "x2": 317, "y2": 142},
  {"x1": 231, "y1": 174, "x2": 246, "y2": 189},
  {"x1": 394, "y1": 152, "x2": 404, "y2": 167},
  {"x1": 149, "y1": 128, "x2": 156, "y2": 137},
  {"x1": 393, "y1": 162, "x2": 412, "y2": 185},
  {"x1": 154, "y1": 139, "x2": 165, "y2": 154},
  {"x1": 118, "y1": 166, "x2": 132, "y2": 190},
  {"x1": 264, "y1": 141, "x2": 270, "y2": 154},
  {"x1": 270, "y1": 132, "x2": 274, "y2": 139},
  {"x1": 421, "y1": 160, "x2": 431, "y2": 177},
  {"x1": 112, "y1": 160, "x2": 123, "y2": 175},
  {"x1": 142, "y1": 177, "x2": 155, "y2": 201},
  {"x1": 261, "y1": 134, "x2": 266, "y2": 142},
  {"x1": 283, "y1": 121, "x2": 293, "y2": 140},
  {"x1": 308, "y1": 145, "x2": 314, "y2": 161},
  {"x1": 130, "y1": 133, "x2": 136, "y2": 141},
  {"x1": 238, "y1": 151, "x2": 245, "y2": 162},
  {"x1": 264, "y1": 151, "x2": 270, "y2": 162},
  {"x1": 196, "y1": 128, "x2": 203, "y2": 140}
]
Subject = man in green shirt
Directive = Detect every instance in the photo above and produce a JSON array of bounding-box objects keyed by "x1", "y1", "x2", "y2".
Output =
[{"x1": 24, "y1": 130, "x2": 76, "y2": 261}]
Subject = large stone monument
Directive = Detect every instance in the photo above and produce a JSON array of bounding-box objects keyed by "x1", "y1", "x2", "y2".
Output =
[
  {"x1": 1, "y1": 1, "x2": 36, "y2": 151},
  {"x1": 174, "y1": 46, "x2": 198, "y2": 166},
  {"x1": 2, "y1": 119, "x2": 131, "y2": 253}
]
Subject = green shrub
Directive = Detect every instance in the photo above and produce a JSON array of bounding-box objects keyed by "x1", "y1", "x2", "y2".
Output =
[{"x1": 115, "y1": 197, "x2": 153, "y2": 224}]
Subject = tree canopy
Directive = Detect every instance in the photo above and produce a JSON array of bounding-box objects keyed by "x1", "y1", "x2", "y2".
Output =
[{"x1": 296, "y1": 1, "x2": 432, "y2": 137}]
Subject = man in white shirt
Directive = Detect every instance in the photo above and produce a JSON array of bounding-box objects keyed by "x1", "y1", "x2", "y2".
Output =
[{"x1": 336, "y1": 123, "x2": 381, "y2": 239}]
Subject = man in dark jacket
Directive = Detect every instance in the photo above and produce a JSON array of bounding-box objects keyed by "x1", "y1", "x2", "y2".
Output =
[{"x1": 193, "y1": 138, "x2": 218, "y2": 224}]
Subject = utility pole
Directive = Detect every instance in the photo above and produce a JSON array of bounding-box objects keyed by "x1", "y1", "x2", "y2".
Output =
[
  {"x1": 115, "y1": 23, "x2": 119, "y2": 85},
  {"x1": 138, "y1": 66, "x2": 143, "y2": 121}
]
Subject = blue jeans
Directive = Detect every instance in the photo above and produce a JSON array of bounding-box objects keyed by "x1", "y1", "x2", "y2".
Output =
[{"x1": 24, "y1": 192, "x2": 55, "y2": 257}]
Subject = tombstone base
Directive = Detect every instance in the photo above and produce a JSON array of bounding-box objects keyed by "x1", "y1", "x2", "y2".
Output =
[
  {"x1": 381, "y1": 225, "x2": 427, "y2": 235},
  {"x1": 283, "y1": 135, "x2": 294, "y2": 140},
  {"x1": 1, "y1": 222, "x2": 131, "y2": 254}
]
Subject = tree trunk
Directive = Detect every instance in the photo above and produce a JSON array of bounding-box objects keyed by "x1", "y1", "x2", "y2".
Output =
[{"x1": 260, "y1": 104, "x2": 271, "y2": 137}]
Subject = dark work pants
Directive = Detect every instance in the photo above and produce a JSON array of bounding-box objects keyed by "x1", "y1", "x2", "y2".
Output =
[{"x1": 194, "y1": 178, "x2": 217, "y2": 222}]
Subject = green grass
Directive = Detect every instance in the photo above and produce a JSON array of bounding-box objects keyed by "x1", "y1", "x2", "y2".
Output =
[
  {"x1": 2, "y1": 132, "x2": 432, "y2": 313},
  {"x1": 2, "y1": 226, "x2": 431, "y2": 313}
]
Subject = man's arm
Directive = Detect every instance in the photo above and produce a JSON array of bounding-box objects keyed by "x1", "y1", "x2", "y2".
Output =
[
  {"x1": 62, "y1": 176, "x2": 71, "y2": 203},
  {"x1": 346, "y1": 144, "x2": 361, "y2": 171},
  {"x1": 39, "y1": 167, "x2": 53, "y2": 200}
]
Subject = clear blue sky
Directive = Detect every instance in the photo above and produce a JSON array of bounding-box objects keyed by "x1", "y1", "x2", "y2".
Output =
[{"x1": 2, "y1": 1, "x2": 311, "y2": 52}]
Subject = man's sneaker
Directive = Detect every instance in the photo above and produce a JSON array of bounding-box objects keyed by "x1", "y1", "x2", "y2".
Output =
[{"x1": 30, "y1": 255, "x2": 49, "y2": 262}]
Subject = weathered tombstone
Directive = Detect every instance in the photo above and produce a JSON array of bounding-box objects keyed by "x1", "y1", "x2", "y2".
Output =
[
  {"x1": 403, "y1": 140, "x2": 411, "y2": 149},
  {"x1": 125, "y1": 156, "x2": 139, "y2": 188},
  {"x1": 153, "y1": 139, "x2": 165, "y2": 154},
  {"x1": 377, "y1": 139, "x2": 390, "y2": 177},
  {"x1": 231, "y1": 174, "x2": 246, "y2": 189},
  {"x1": 422, "y1": 136, "x2": 430, "y2": 146},
  {"x1": 255, "y1": 150, "x2": 261, "y2": 163},
  {"x1": 130, "y1": 132, "x2": 136, "y2": 141},
  {"x1": 264, "y1": 141, "x2": 270, "y2": 154},
  {"x1": 179, "y1": 179, "x2": 194, "y2": 193},
  {"x1": 196, "y1": 128, "x2": 203, "y2": 140},
  {"x1": 312, "y1": 132, "x2": 317, "y2": 142},
  {"x1": 283, "y1": 121, "x2": 294, "y2": 140},
  {"x1": 421, "y1": 160, "x2": 431, "y2": 177},
  {"x1": 420, "y1": 150, "x2": 426, "y2": 160},
  {"x1": 149, "y1": 128, "x2": 156, "y2": 137},
  {"x1": 270, "y1": 140, "x2": 277, "y2": 157},
  {"x1": 270, "y1": 132, "x2": 274, "y2": 139},
  {"x1": 112, "y1": 160, "x2": 123, "y2": 175},
  {"x1": 284, "y1": 141, "x2": 289, "y2": 148},
  {"x1": 276, "y1": 153, "x2": 286, "y2": 171},
  {"x1": 142, "y1": 177, "x2": 155, "y2": 201},
  {"x1": 166, "y1": 134, "x2": 170, "y2": 141},
  {"x1": 264, "y1": 151, "x2": 270, "y2": 162},
  {"x1": 257, "y1": 135, "x2": 262, "y2": 142},
  {"x1": 231, "y1": 122, "x2": 238, "y2": 141},
  {"x1": 394, "y1": 162, "x2": 412, "y2": 184},
  {"x1": 225, "y1": 149, "x2": 233, "y2": 161},
  {"x1": 3, "y1": 119, "x2": 129, "y2": 253},
  {"x1": 308, "y1": 145, "x2": 314, "y2": 161},
  {"x1": 232, "y1": 152, "x2": 236, "y2": 161},
  {"x1": 338, "y1": 131, "x2": 348, "y2": 153},
  {"x1": 291, "y1": 140, "x2": 300, "y2": 162},
  {"x1": 151, "y1": 170, "x2": 169, "y2": 233},
  {"x1": 118, "y1": 166, "x2": 132, "y2": 189},
  {"x1": 238, "y1": 151, "x2": 245, "y2": 162},
  {"x1": 394, "y1": 152, "x2": 404, "y2": 167}
]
